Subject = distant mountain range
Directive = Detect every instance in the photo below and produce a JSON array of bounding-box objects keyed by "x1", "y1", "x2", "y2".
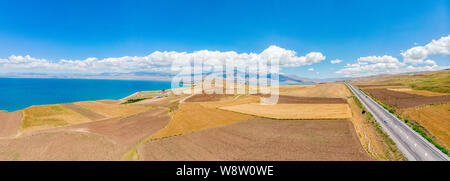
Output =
[{"x1": 0, "y1": 71, "x2": 345, "y2": 84}]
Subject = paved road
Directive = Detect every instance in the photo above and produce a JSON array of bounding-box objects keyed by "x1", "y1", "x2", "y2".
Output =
[{"x1": 346, "y1": 83, "x2": 449, "y2": 161}]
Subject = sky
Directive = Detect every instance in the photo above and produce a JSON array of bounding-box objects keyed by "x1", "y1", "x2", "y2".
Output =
[{"x1": 0, "y1": 0, "x2": 449, "y2": 78}]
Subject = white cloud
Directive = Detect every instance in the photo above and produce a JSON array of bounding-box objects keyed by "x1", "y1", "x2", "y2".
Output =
[
  {"x1": 0, "y1": 46, "x2": 326, "y2": 74},
  {"x1": 308, "y1": 68, "x2": 314, "y2": 71},
  {"x1": 330, "y1": 59, "x2": 342, "y2": 64},
  {"x1": 401, "y1": 34, "x2": 450, "y2": 64},
  {"x1": 357, "y1": 55, "x2": 401, "y2": 64},
  {"x1": 336, "y1": 35, "x2": 450, "y2": 77}
]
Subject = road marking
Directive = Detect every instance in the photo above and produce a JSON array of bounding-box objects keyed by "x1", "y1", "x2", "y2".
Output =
[
  {"x1": 425, "y1": 152, "x2": 428, "y2": 156},
  {"x1": 406, "y1": 136, "x2": 408, "y2": 139},
  {"x1": 414, "y1": 143, "x2": 417, "y2": 147}
]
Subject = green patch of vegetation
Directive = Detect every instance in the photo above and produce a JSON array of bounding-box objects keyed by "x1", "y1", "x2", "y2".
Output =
[
  {"x1": 374, "y1": 70, "x2": 450, "y2": 93},
  {"x1": 122, "y1": 98, "x2": 147, "y2": 104}
]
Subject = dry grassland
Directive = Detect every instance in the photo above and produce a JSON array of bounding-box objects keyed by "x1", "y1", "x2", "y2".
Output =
[
  {"x1": 400, "y1": 103, "x2": 450, "y2": 148},
  {"x1": 149, "y1": 102, "x2": 253, "y2": 140},
  {"x1": 20, "y1": 105, "x2": 91, "y2": 132},
  {"x1": 219, "y1": 103, "x2": 352, "y2": 119}
]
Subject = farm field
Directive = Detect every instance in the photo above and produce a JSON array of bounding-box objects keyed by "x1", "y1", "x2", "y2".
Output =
[
  {"x1": 20, "y1": 104, "x2": 92, "y2": 132},
  {"x1": 278, "y1": 83, "x2": 351, "y2": 98},
  {"x1": 0, "y1": 108, "x2": 170, "y2": 160},
  {"x1": 0, "y1": 111, "x2": 22, "y2": 137},
  {"x1": 149, "y1": 102, "x2": 254, "y2": 140},
  {"x1": 387, "y1": 88, "x2": 450, "y2": 97},
  {"x1": 139, "y1": 118, "x2": 372, "y2": 161},
  {"x1": 0, "y1": 82, "x2": 388, "y2": 161},
  {"x1": 74, "y1": 101, "x2": 151, "y2": 118},
  {"x1": 399, "y1": 103, "x2": 450, "y2": 148},
  {"x1": 363, "y1": 88, "x2": 450, "y2": 108},
  {"x1": 219, "y1": 103, "x2": 351, "y2": 119}
]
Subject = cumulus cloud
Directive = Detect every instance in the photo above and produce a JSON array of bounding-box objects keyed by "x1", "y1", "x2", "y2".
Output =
[
  {"x1": 401, "y1": 34, "x2": 450, "y2": 64},
  {"x1": 330, "y1": 59, "x2": 342, "y2": 64},
  {"x1": 0, "y1": 45, "x2": 325, "y2": 74},
  {"x1": 336, "y1": 35, "x2": 450, "y2": 77},
  {"x1": 308, "y1": 68, "x2": 314, "y2": 71},
  {"x1": 335, "y1": 54, "x2": 445, "y2": 77}
]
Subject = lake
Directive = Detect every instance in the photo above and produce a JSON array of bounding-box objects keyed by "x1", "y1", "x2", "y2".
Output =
[{"x1": 0, "y1": 78, "x2": 172, "y2": 111}]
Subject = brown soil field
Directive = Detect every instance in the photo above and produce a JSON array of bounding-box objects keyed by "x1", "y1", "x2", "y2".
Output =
[
  {"x1": 0, "y1": 111, "x2": 22, "y2": 137},
  {"x1": 358, "y1": 85, "x2": 408, "y2": 89},
  {"x1": 75, "y1": 101, "x2": 151, "y2": 118},
  {"x1": 149, "y1": 102, "x2": 253, "y2": 140},
  {"x1": 139, "y1": 118, "x2": 372, "y2": 161},
  {"x1": 357, "y1": 84, "x2": 403, "y2": 88},
  {"x1": 387, "y1": 88, "x2": 450, "y2": 97},
  {"x1": 347, "y1": 98, "x2": 405, "y2": 160},
  {"x1": 364, "y1": 88, "x2": 450, "y2": 108},
  {"x1": 0, "y1": 131, "x2": 118, "y2": 160},
  {"x1": 197, "y1": 95, "x2": 261, "y2": 109},
  {"x1": 278, "y1": 83, "x2": 351, "y2": 98},
  {"x1": 1, "y1": 108, "x2": 170, "y2": 160},
  {"x1": 219, "y1": 103, "x2": 352, "y2": 119},
  {"x1": 399, "y1": 103, "x2": 450, "y2": 148},
  {"x1": 65, "y1": 108, "x2": 170, "y2": 156},
  {"x1": 62, "y1": 103, "x2": 106, "y2": 120}
]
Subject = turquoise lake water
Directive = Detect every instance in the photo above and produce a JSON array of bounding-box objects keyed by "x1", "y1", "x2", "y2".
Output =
[{"x1": 0, "y1": 78, "x2": 172, "y2": 112}]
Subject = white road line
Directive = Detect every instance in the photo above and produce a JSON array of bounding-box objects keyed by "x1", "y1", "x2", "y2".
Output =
[
  {"x1": 425, "y1": 152, "x2": 428, "y2": 156},
  {"x1": 414, "y1": 143, "x2": 417, "y2": 147}
]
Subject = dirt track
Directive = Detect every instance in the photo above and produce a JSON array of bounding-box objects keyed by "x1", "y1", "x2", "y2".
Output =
[
  {"x1": 364, "y1": 88, "x2": 450, "y2": 108},
  {"x1": 0, "y1": 111, "x2": 22, "y2": 137},
  {"x1": 140, "y1": 118, "x2": 372, "y2": 161}
]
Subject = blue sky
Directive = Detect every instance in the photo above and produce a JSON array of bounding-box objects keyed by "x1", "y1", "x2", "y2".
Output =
[{"x1": 0, "y1": 0, "x2": 449, "y2": 78}]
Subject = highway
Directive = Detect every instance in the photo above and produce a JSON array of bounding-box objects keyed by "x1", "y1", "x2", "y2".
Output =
[{"x1": 345, "y1": 83, "x2": 449, "y2": 161}]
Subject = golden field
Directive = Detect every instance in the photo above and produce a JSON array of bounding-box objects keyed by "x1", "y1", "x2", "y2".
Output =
[
  {"x1": 219, "y1": 103, "x2": 352, "y2": 119},
  {"x1": 278, "y1": 83, "x2": 351, "y2": 98},
  {"x1": 400, "y1": 103, "x2": 450, "y2": 148}
]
